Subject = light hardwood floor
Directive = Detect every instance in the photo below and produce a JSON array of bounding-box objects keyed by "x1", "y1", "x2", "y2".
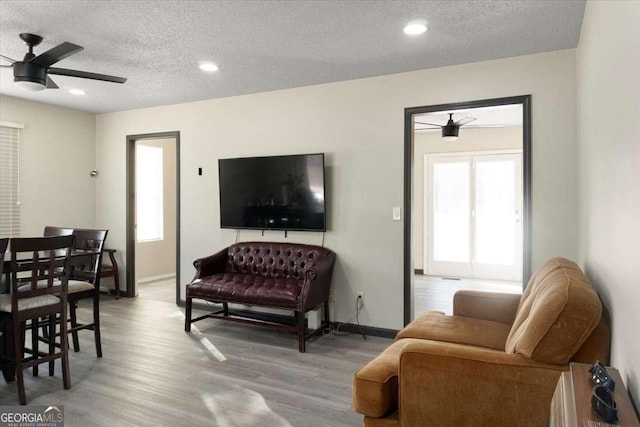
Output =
[
  {"x1": 414, "y1": 275, "x2": 522, "y2": 317},
  {"x1": 0, "y1": 296, "x2": 391, "y2": 426}
]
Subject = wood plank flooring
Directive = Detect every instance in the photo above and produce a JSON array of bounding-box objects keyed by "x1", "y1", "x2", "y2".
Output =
[
  {"x1": 0, "y1": 295, "x2": 391, "y2": 426},
  {"x1": 414, "y1": 275, "x2": 522, "y2": 317}
]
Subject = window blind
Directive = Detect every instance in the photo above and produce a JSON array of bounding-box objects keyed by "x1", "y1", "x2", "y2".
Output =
[{"x1": 0, "y1": 122, "x2": 22, "y2": 238}]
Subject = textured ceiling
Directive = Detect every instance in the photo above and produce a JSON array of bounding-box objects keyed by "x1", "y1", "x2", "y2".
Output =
[{"x1": 0, "y1": 1, "x2": 585, "y2": 114}]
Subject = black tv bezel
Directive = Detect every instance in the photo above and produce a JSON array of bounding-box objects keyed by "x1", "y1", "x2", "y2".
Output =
[{"x1": 218, "y1": 152, "x2": 327, "y2": 232}]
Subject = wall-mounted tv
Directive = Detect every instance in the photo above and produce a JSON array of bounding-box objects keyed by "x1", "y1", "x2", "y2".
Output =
[{"x1": 219, "y1": 153, "x2": 326, "y2": 231}]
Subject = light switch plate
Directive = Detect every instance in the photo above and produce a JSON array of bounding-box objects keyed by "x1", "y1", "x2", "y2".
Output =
[{"x1": 393, "y1": 207, "x2": 402, "y2": 221}]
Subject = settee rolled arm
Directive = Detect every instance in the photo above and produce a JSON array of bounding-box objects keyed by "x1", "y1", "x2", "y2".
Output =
[
  {"x1": 453, "y1": 290, "x2": 521, "y2": 325},
  {"x1": 192, "y1": 247, "x2": 228, "y2": 280},
  {"x1": 299, "y1": 252, "x2": 336, "y2": 311},
  {"x1": 396, "y1": 340, "x2": 565, "y2": 427}
]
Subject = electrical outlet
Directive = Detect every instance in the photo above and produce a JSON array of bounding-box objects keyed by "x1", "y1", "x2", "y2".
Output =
[{"x1": 357, "y1": 292, "x2": 364, "y2": 308}]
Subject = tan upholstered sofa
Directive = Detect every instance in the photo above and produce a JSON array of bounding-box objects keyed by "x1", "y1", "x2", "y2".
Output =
[{"x1": 353, "y1": 258, "x2": 610, "y2": 427}]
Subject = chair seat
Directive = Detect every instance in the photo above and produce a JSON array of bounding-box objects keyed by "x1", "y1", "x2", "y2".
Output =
[
  {"x1": 67, "y1": 280, "x2": 95, "y2": 294},
  {"x1": 17, "y1": 279, "x2": 94, "y2": 294},
  {"x1": 0, "y1": 293, "x2": 60, "y2": 312}
]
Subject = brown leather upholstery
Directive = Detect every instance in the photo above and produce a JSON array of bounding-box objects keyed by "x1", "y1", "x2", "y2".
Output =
[
  {"x1": 185, "y1": 241, "x2": 336, "y2": 352},
  {"x1": 188, "y1": 273, "x2": 302, "y2": 308},
  {"x1": 226, "y1": 242, "x2": 329, "y2": 281}
]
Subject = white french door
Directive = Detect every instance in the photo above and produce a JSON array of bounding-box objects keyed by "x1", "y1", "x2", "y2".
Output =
[{"x1": 424, "y1": 152, "x2": 523, "y2": 281}]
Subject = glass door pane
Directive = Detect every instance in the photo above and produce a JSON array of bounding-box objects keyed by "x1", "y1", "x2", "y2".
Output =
[
  {"x1": 433, "y1": 161, "x2": 470, "y2": 263},
  {"x1": 475, "y1": 159, "x2": 516, "y2": 265}
]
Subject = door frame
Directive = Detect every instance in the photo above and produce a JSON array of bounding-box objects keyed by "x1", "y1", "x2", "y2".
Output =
[
  {"x1": 126, "y1": 131, "x2": 181, "y2": 304},
  {"x1": 403, "y1": 95, "x2": 531, "y2": 325}
]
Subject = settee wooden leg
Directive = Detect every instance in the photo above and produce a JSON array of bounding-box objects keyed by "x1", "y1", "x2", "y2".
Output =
[
  {"x1": 324, "y1": 301, "x2": 330, "y2": 325},
  {"x1": 223, "y1": 302, "x2": 229, "y2": 316},
  {"x1": 184, "y1": 297, "x2": 192, "y2": 332},
  {"x1": 297, "y1": 311, "x2": 306, "y2": 353}
]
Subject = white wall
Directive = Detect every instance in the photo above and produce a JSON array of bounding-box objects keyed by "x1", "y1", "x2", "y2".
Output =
[
  {"x1": 413, "y1": 126, "x2": 523, "y2": 270},
  {"x1": 0, "y1": 95, "x2": 96, "y2": 235},
  {"x1": 95, "y1": 49, "x2": 578, "y2": 330},
  {"x1": 577, "y1": 1, "x2": 640, "y2": 405}
]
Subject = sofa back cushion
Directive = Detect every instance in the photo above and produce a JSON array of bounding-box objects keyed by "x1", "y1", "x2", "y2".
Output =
[
  {"x1": 505, "y1": 257, "x2": 602, "y2": 365},
  {"x1": 225, "y1": 242, "x2": 334, "y2": 281}
]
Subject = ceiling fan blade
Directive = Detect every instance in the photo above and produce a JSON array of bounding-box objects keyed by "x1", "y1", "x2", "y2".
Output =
[
  {"x1": 48, "y1": 67, "x2": 127, "y2": 84},
  {"x1": 0, "y1": 54, "x2": 16, "y2": 64},
  {"x1": 462, "y1": 124, "x2": 506, "y2": 128},
  {"x1": 415, "y1": 121, "x2": 444, "y2": 127},
  {"x1": 30, "y1": 42, "x2": 83, "y2": 67},
  {"x1": 455, "y1": 117, "x2": 477, "y2": 126},
  {"x1": 46, "y1": 76, "x2": 59, "y2": 89}
]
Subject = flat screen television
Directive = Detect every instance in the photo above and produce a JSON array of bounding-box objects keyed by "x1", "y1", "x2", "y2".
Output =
[{"x1": 218, "y1": 153, "x2": 326, "y2": 231}]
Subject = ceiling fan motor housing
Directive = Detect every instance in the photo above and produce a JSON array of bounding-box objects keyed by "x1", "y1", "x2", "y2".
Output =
[
  {"x1": 442, "y1": 124, "x2": 459, "y2": 139},
  {"x1": 13, "y1": 61, "x2": 47, "y2": 86}
]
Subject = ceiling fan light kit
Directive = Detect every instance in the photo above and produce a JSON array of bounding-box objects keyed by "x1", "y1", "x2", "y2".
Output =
[
  {"x1": 442, "y1": 124, "x2": 459, "y2": 141},
  {"x1": 1, "y1": 33, "x2": 127, "y2": 92}
]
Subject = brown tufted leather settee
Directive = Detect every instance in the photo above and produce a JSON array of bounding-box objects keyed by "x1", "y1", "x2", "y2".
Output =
[
  {"x1": 353, "y1": 257, "x2": 610, "y2": 426},
  {"x1": 184, "y1": 241, "x2": 336, "y2": 352}
]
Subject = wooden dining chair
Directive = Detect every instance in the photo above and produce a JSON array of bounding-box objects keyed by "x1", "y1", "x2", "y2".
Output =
[
  {"x1": 67, "y1": 228, "x2": 108, "y2": 357},
  {"x1": 0, "y1": 238, "x2": 9, "y2": 381},
  {"x1": 0, "y1": 235, "x2": 74, "y2": 404}
]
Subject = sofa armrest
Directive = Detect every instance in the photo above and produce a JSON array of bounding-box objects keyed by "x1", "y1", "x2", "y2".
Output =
[
  {"x1": 299, "y1": 252, "x2": 336, "y2": 311},
  {"x1": 192, "y1": 247, "x2": 228, "y2": 279},
  {"x1": 453, "y1": 290, "x2": 521, "y2": 325},
  {"x1": 398, "y1": 340, "x2": 565, "y2": 427}
]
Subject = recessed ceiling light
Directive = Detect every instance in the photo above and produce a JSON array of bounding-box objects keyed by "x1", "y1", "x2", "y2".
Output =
[
  {"x1": 199, "y1": 63, "x2": 220, "y2": 72},
  {"x1": 404, "y1": 20, "x2": 428, "y2": 36},
  {"x1": 69, "y1": 89, "x2": 86, "y2": 96}
]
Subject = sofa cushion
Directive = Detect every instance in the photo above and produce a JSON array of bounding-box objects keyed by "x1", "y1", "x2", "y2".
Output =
[
  {"x1": 354, "y1": 339, "x2": 423, "y2": 418},
  {"x1": 396, "y1": 311, "x2": 512, "y2": 351},
  {"x1": 505, "y1": 257, "x2": 602, "y2": 365},
  {"x1": 187, "y1": 273, "x2": 301, "y2": 308}
]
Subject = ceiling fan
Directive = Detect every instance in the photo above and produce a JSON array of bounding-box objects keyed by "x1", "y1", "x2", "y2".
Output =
[
  {"x1": 415, "y1": 113, "x2": 480, "y2": 141},
  {"x1": 0, "y1": 33, "x2": 127, "y2": 92}
]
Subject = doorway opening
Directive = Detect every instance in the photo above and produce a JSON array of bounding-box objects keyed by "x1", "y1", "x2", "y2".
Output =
[
  {"x1": 404, "y1": 96, "x2": 531, "y2": 323},
  {"x1": 126, "y1": 131, "x2": 180, "y2": 304}
]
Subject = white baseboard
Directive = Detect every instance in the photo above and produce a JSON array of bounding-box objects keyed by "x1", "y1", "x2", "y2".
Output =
[{"x1": 137, "y1": 273, "x2": 176, "y2": 286}]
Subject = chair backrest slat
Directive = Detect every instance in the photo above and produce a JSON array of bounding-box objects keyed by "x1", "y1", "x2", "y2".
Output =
[
  {"x1": 71, "y1": 229, "x2": 108, "y2": 286},
  {"x1": 9, "y1": 235, "x2": 75, "y2": 302}
]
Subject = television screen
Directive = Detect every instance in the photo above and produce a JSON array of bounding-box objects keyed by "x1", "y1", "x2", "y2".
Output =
[{"x1": 219, "y1": 153, "x2": 326, "y2": 231}]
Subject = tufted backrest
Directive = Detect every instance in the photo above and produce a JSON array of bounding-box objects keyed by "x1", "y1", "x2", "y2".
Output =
[
  {"x1": 225, "y1": 242, "x2": 334, "y2": 281},
  {"x1": 505, "y1": 257, "x2": 602, "y2": 365}
]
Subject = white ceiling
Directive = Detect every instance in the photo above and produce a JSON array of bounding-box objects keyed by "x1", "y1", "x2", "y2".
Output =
[
  {"x1": 414, "y1": 104, "x2": 523, "y2": 131},
  {"x1": 0, "y1": 1, "x2": 585, "y2": 114}
]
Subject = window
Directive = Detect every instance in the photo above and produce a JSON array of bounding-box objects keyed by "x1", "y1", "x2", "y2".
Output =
[
  {"x1": 136, "y1": 144, "x2": 164, "y2": 242},
  {"x1": 0, "y1": 122, "x2": 23, "y2": 238}
]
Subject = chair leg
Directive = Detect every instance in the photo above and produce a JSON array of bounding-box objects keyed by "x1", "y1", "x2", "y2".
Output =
[
  {"x1": 223, "y1": 302, "x2": 229, "y2": 316},
  {"x1": 69, "y1": 300, "x2": 80, "y2": 352},
  {"x1": 59, "y1": 304, "x2": 71, "y2": 390},
  {"x1": 32, "y1": 317, "x2": 39, "y2": 377},
  {"x1": 297, "y1": 311, "x2": 306, "y2": 353},
  {"x1": 184, "y1": 297, "x2": 192, "y2": 332},
  {"x1": 114, "y1": 271, "x2": 120, "y2": 300},
  {"x1": 93, "y1": 293, "x2": 102, "y2": 358},
  {"x1": 48, "y1": 315, "x2": 56, "y2": 376},
  {"x1": 13, "y1": 317, "x2": 26, "y2": 404}
]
